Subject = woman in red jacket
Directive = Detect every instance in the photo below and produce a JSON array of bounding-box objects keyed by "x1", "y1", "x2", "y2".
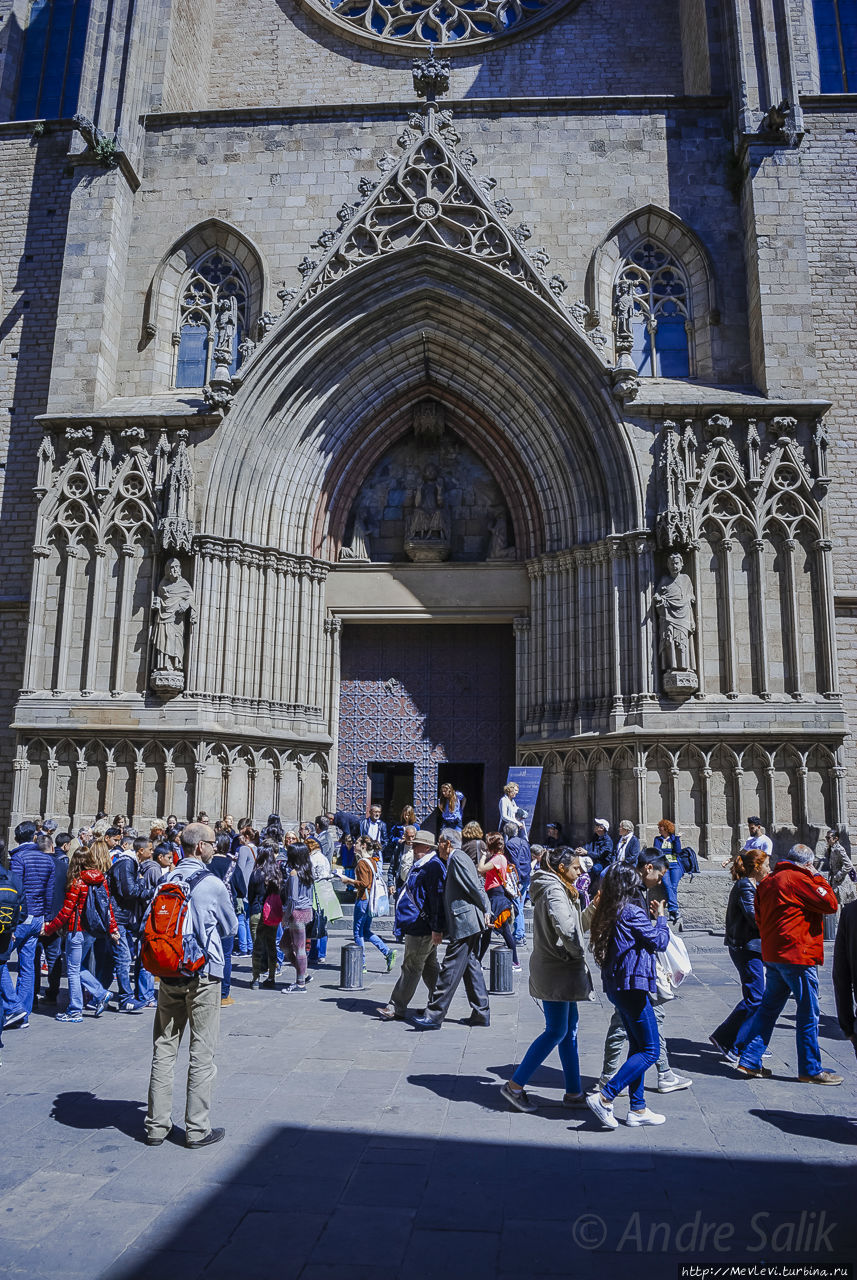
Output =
[{"x1": 41, "y1": 848, "x2": 119, "y2": 1023}]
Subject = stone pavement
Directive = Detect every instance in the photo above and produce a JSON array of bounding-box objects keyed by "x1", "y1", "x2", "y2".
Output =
[{"x1": 1, "y1": 930, "x2": 855, "y2": 1280}]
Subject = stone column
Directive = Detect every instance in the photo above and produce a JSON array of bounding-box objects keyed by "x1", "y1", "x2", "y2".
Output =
[
  {"x1": 701, "y1": 765, "x2": 713, "y2": 860},
  {"x1": 513, "y1": 615, "x2": 530, "y2": 739},
  {"x1": 163, "y1": 762, "x2": 176, "y2": 820},
  {"x1": 633, "y1": 538, "x2": 657, "y2": 703},
  {"x1": 765, "y1": 765, "x2": 777, "y2": 830},
  {"x1": 751, "y1": 537, "x2": 771, "y2": 699},
  {"x1": 10, "y1": 748, "x2": 30, "y2": 832},
  {"x1": 45, "y1": 756, "x2": 59, "y2": 818},
  {"x1": 22, "y1": 546, "x2": 51, "y2": 694},
  {"x1": 719, "y1": 537, "x2": 740, "y2": 699},
  {"x1": 669, "y1": 764, "x2": 680, "y2": 827},
  {"x1": 82, "y1": 543, "x2": 108, "y2": 695},
  {"x1": 796, "y1": 764, "x2": 809, "y2": 839},
  {"x1": 781, "y1": 537, "x2": 802, "y2": 699},
  {"x1": 222, "y1": 553, "x2": 241, "y2": 700},
  {"x1": 111, "y1": 546, "x2": 137, "y2": 696},
  {"x1": 732, "y1": 764, "x2": 744, "y2": 846},
  {"x1": 608, "y1": 538, "x2": 624, "y2": 723},
  {"x1": 192, "y1": 761, "x2": 207, "y2": 819},
  {"x1": 634, "y1": 762, "x2": 647, "y2": 833},
  {"x1": 325, "y1": 615, "x2": 343, "y2": 798},
  {"x1": 831, "y1": 764, "x2": 848, "y2": 830},
  {"x1": 814, "y1": 538, "x2": 839, "y2": 698},
  {"x1": 689, "y1": 542, "x2": 706, "y2": 699},
  {"x1": 104, "y1": 757, "x2": 117, "y2": 818},
  {"x1": 54, "y1": 545, "x2": 84, "y2": 694},
  {"x1": 132, "y1": 761, "x2": 145, "y2": 827}
]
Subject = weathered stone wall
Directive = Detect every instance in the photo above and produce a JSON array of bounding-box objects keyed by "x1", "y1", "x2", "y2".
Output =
[
  {"x1": 120, "y1": 103, "x2": 751, "y2": 398},
  {"x1": 0, "y1": 127, "x2": 76, "y2": 831},
  {"x1": 800, "y1": 103, "x2": 857, "y2": 811}
]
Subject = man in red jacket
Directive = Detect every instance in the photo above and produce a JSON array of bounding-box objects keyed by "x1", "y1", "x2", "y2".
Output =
[{"x1": 734, "y1": 843, "x2": 841, "y2": 1084}]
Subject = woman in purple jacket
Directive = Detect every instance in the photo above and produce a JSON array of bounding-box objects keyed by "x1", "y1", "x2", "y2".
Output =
[{"x1": 587, "y1": 863, "x2": 671, "y2": 1129}]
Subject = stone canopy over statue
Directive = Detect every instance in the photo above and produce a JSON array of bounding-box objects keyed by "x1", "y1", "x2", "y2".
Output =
[
  {"x1": 405, "y1": 465, "x2": 452, "y2": 562},
  {"x1": 150, "y1": 557, "x2": 196, "y2": 693},
  {"x1": 654, "y1": 551, "x2": 699, "y2": 699}
]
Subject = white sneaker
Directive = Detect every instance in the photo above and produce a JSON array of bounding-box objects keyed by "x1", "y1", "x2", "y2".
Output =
[
  {"x1": 626, "y1": 1107, "x2": 666, "y2": 1127},
  {"x1": 657, "y1": 1072, "x2": 692, "y2": 1094},
  {"x1": 586, "y1": 1092, "x2": 618, "y2": 1130}
]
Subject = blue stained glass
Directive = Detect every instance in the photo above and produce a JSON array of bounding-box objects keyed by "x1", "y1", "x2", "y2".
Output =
[
  {"x1": 632, "y1": 322, "x2": 654, "y2": 377},
  {"x1": 656, "y1": 318, "x2": 690, "y2": 378},
  {"x1": 175, "y1": 325, "x2": 208, "y2": 389},
  {"x1": 15, "y1": 0, "x2": 92, "y2": 120},
  {"x1": 813, "y1": 0, "x2": 856, "y2": 90}
]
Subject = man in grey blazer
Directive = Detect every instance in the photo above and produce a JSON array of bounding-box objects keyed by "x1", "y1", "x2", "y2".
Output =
[{"x1": 413, "y1": 830, "x2": 492, "y2": 1029}]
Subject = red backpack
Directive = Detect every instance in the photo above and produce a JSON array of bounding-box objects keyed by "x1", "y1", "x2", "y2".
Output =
[{"x1": 141, "y1": 867, "x2": 210, "y2": 979}]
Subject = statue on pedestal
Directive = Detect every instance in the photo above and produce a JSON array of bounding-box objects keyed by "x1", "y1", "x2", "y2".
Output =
[
  {"x1": 654, "y1": 551, "x2": 698, "y2": 698},
  {"x1": 150, "y1": 557, "x2": 196, "y2": 693},
  {"x1": 340, "y1": 507, "x2": 374, "y2": 562},
  {"x1": 405, "y1": 465, "x2": 451, "y2": 562}
]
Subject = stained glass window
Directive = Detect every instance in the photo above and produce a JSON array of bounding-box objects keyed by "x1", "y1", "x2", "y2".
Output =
[
  {"x1": 616, "y1": 241, "x2": 691, "y2": 379},
  {"x1": 813, "y1": 0, "x2": 857, "y2": 91},
  {"x1": 15, "y1": 0, "x2": 92, "y2": 119},
  {"x1": 174, "y1": 250, "x2": 248, "y2": 388}
]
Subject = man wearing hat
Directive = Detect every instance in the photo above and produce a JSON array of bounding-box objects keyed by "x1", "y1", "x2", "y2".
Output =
[
  {"x1": 379, "y1": 830, "x2": 447, "y2": 1021},
  {"x1": 414, "y1": 829, "x2": 492, "y2": 1030}
]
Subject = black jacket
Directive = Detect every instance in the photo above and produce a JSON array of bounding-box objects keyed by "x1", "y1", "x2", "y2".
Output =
[
  {"x1": 210, "y1": 853, "x2": 247, "y2": 907},
  {"x1": 108, "y1": 851, "x2": 139, "y2": 928},
  {"x1": 833, "y1": 900, "x2": 857, "y2": 1039},
  {"x1": 724, "y1": 877, "x2": 762, "y2": 953}
]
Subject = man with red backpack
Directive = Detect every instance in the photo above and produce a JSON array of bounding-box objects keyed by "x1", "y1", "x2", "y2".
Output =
[{"x1": 143, "y1": 823, "x2": 237, "y2": 1149}]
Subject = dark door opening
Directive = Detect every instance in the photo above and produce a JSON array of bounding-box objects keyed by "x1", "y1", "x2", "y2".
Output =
[
  {"x1": 367, "y1": 762, "x2": 415, "y2": 824},
  {"x1": 437, "y1": 762, "x2": 485, "y2": 830}
]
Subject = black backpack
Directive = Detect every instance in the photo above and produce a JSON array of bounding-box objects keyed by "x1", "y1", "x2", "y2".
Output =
[
  {"x1": 0, "y1": 867, "x2": 24, "y2": 953},
  {"x1": 82, "y1": 881, "x2": 113, "y2": 937}
]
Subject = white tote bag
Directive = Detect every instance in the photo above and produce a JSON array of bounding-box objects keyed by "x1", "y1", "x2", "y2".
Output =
[{"x1": 662, "y1": 930, "x2": 693, "y2": 986}]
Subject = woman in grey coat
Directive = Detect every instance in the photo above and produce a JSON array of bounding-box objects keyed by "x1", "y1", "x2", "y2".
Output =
[{"x1": 501, "y1": 848, "x2": 593, "y2": 1113}]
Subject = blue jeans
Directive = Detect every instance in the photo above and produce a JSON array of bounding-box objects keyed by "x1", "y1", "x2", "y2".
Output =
[
  {"x1": 134, "y1": 933, "x2": 155, "y2": 1002},
  {"x1": 603, "y1": 989, "x2": 660, "y2": 1111},
  {"x1": 111, "y1": 924, "x2": 134, "y2": 1001},
  {"x1": 513, "y1": 1000, "x2": 580, "y2": 1094},
  {"x1": 309, "y1": 935, "x2": 328, "y2": 965},
  {"x1": 712, "y1": 947, "x2": 765, "y2": 1051},
  {"x1": 353, "y1": 899, "x2": 390, "y2": 959},
  {"x1": 663, "y1": 862, "x2": 685, "y2": 914},
  {"x1": 1, "y1": 915, "x2": 44, "y2": 1017},
  {"x1": 221, "y1": 933, "x2": 234, "y2": 998},
  {"x1": 736, "y1": 962, "x2": 822, "y2": 1077},
  {"x1": 513, "y1": 875, "x2": 530, "y2": 943},
  {"x1": 236, "y1": 910, "x2": 252, "y2": 953},
  {"x1": 65, "y1": 931, "x2": 108, "y2": 1015}
]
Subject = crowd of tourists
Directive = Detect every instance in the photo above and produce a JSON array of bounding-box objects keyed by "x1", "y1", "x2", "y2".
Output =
[{"x1": 0, "y1": 787, "x2": 854, "y2": 1149}]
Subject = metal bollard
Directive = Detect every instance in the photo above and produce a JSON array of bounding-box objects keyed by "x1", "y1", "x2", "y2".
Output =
[
  {"x1": 489, "y1": 946, "x2": 514, "y2": 995},
  {"x1": 340, "y1": 942, "x2": 364, "y2": 990},
  {"x1": 823, "y1": 908, "x2": 839, "y2": 942}
]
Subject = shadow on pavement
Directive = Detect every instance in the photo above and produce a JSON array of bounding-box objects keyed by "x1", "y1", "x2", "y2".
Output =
[
  {"x1": 750, "y1": 1108, "x2": 857, "y2": 1146},
  {"x1": 51, "y1": 1091, "x2": 147, "y2": 1139},
  {"x1": 101, "y1": 1126, "x2": 856, "y2": 1280}
]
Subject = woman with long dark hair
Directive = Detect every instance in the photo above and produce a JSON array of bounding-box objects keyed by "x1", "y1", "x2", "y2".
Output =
[
  {"x1": 248, "y1": 841, "x2": 284, "y2": 990},
  {"x1": 281, "y1": 842, "x2": 314, "y2": 993},
  {"x1": 501, "y1": 848, "x2": 592, "y2": 1112},
  {"x1": 436, "y1": 782, "x2": 465, "y2": 832},
  {"x1": 587, "y1": 862, "x2": 670, "y2": 1129},
  {"x1": 709, "y1": 848, "x2": 769, "y2": 1058},
  {"x1": 478, "y1": 832, "x2": 520, "y2": 970}
]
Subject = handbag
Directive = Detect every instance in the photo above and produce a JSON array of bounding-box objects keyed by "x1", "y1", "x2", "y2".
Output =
[{"x1": 662, "y1": 930, "x2": 693, "y2": 986}]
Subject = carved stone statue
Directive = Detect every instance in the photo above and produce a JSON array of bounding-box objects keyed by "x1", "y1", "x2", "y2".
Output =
[
  {"x1": 614, "y1": 277, "x2": 635, "y2": 346},
  {"x1": 487, "y1": 508, "x2": 516, "y2": 560},
  {"x1": 150, "y1": 557, "x2": 196, "y2": 693},
  {"x1": 405, "y1": 465, "x2": 451, "y2": 562},
  {"x1": 340, "y1": 508, "x2": 373, "y2": 562},
  {"x1": 214, "y1": 296, "x2": 237, "y2": 359},
  {"x1": 654, "y1": 552, "x2": 698, "y2": 698}
]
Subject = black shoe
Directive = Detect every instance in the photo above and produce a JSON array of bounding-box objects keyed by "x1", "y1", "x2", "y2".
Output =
[
  {"x1": 464, "y1": 1012, "x2": 491, "y2": 1027},
  {"x1": 412, "y1": 1015, "x2": 442, "y2": 1031},
  {"x1": 261, "y1": 978, "x2": 276, "y2": 989},
  {"x1": 186, "y1": 1127, "x2": 226, "y2": 1150},
  {"x1": 250, "y1": 979, "x2": 260, "y2": 990}
]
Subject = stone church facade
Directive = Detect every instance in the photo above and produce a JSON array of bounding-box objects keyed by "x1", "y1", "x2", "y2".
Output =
[{"x1": 0, "y1": 0, "x2": 854, "y2": 854}]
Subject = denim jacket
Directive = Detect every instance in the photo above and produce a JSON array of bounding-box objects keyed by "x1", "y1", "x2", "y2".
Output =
[{"x1": 601, "y1": 903, "x2": 670, "y2": 995}]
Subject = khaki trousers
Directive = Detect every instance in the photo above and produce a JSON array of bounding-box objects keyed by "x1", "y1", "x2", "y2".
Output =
[
  {"x1": 388, "y1": 932, "x2": 439, "y2": 1013},
  {"x1": 146, "y1": 973, "x2": 221, "y2": 1143}
]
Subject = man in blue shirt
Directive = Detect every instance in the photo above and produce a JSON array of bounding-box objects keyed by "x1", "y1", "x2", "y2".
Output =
[{"x1": 1, "y1": 824, "x2": 55, "y2": 1029}]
